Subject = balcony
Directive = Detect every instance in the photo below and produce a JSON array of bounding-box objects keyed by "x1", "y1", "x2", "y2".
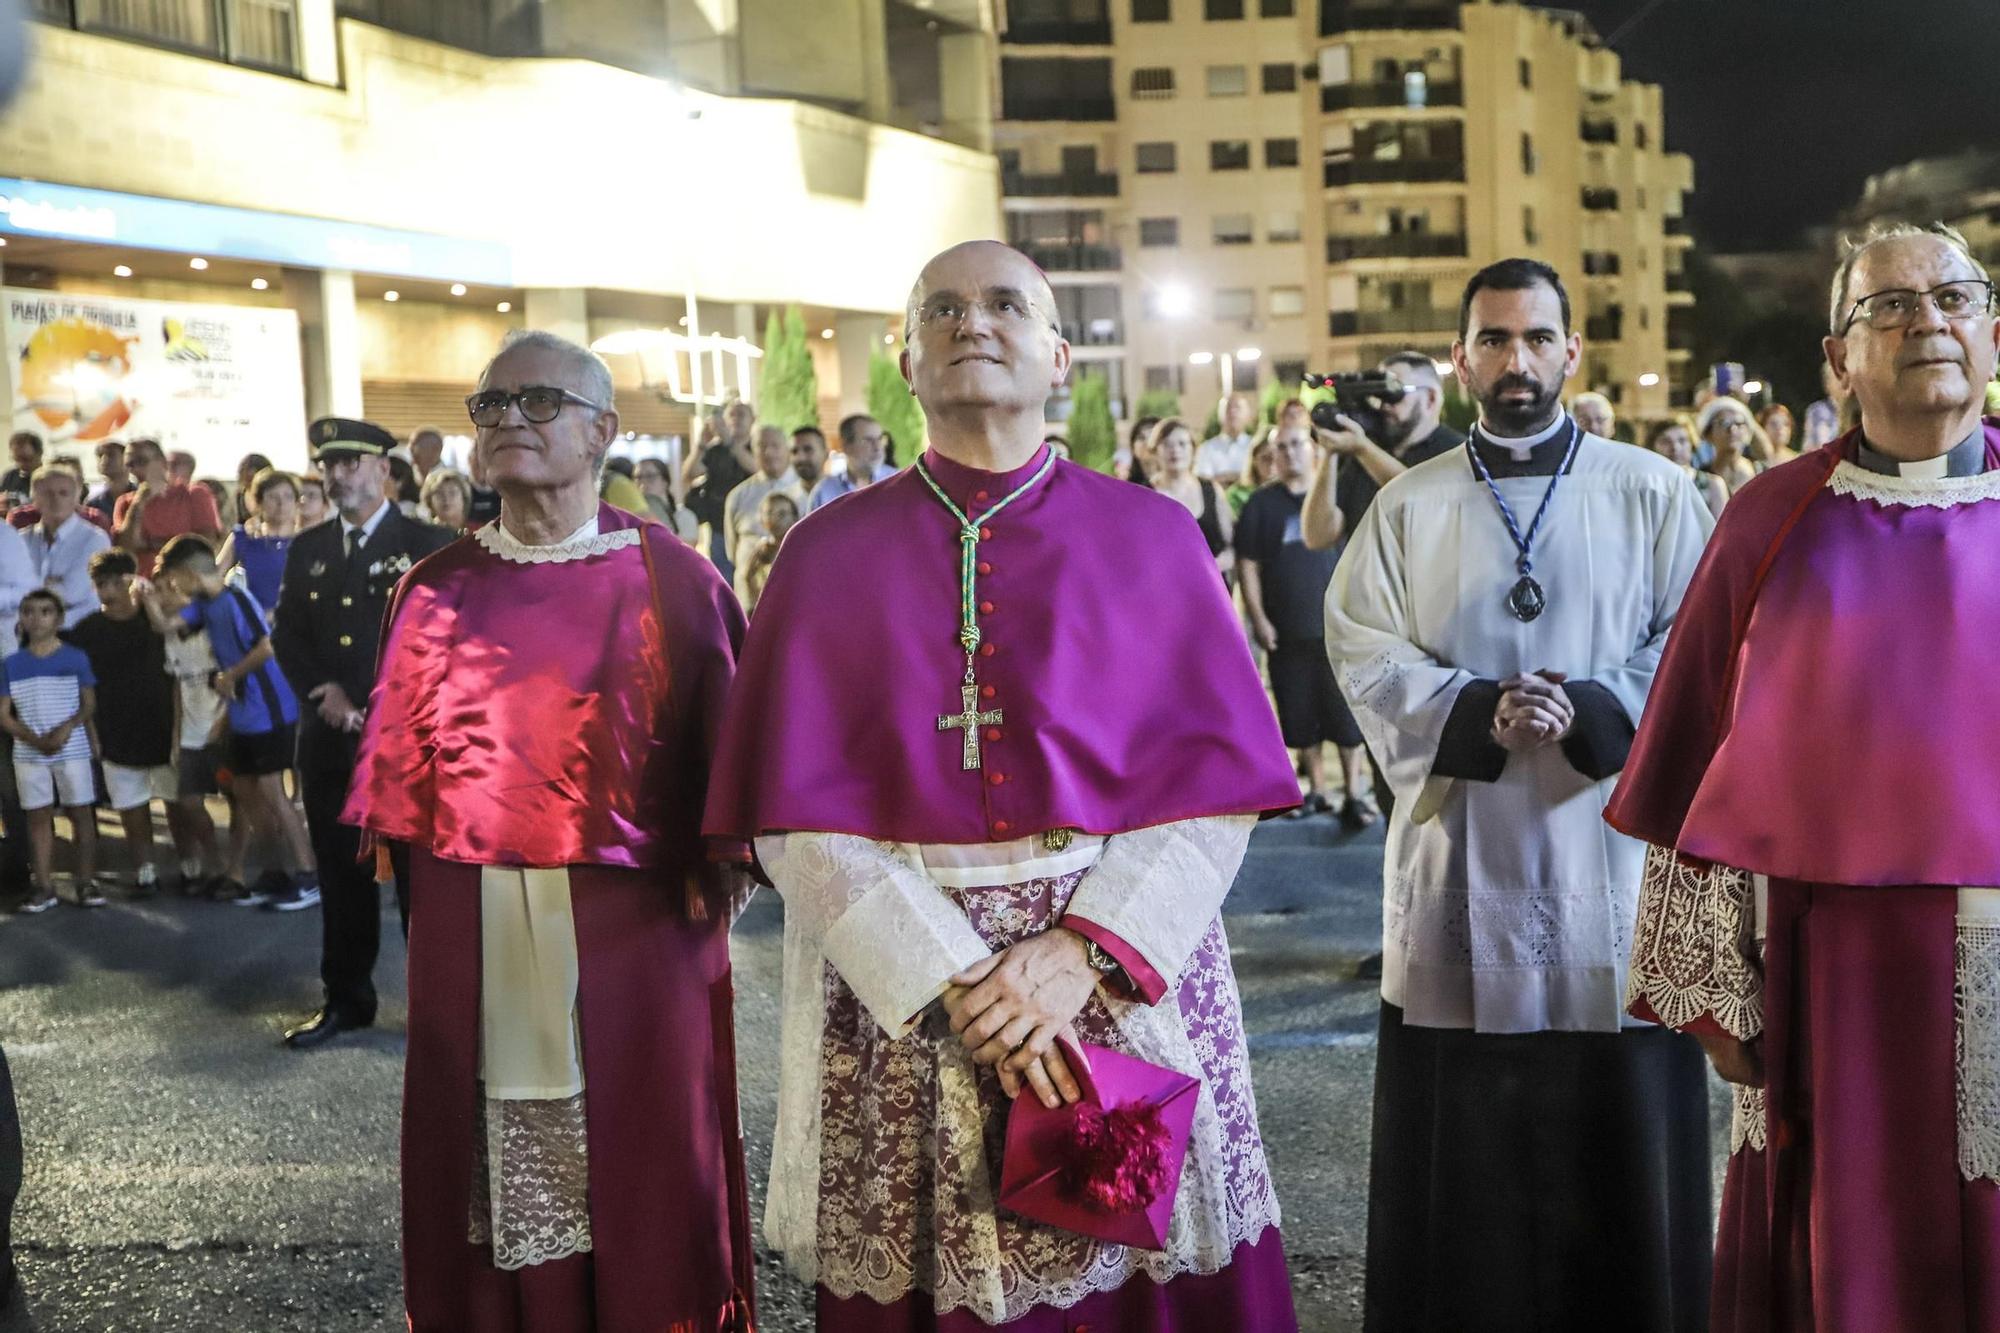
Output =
[
  {"x1": 1326, "y1": 233, "x2": 1468, "y2": 262},
  {"x1": 1580, "y1": 118, "x2": 1619, "y2": 145},
  {"x1": 1319, "y1": 1, "x2": 1462, "y2": 35},
  {"x1": 1582, "y1": 187, "x2": 1620, "y2": 211},
  {"x1": 39, "y1": 0, "x2": 302, "y2": 72},
  {"x1": 1324, "y1": 158, "x2": 1466, "y2": 188},
  {"x1": 1003, "y1": 169, "x2": 1121, "y2": 198},
  {"x1": 1019, "y1": 243, "x2": 1122, "y2": 272},
  {"x1": 1003, "y1": 17, "x2": 1112, "y2": 44},
  {"x1": 1001, "y1": 95, "x2": 1117, "y2": 121},
  {"x1": 1585, "y1": 315, "x2": 1624, "y2": 342},
  {"x1": 1582, "y1": 251, "x2": 1622, "y2": 276},
  {"x1": 1665, "y1": 215, "x2": 1691, "y2": 236},
  {"x1": 1320, "y1": 79, "x2": 1463, "y2": 112},
  {"x1": 1328, "y1": 307, "x2": 1456, "y2": 337},
  {"x1": 1666, "y1": 271, "x2": 1690, "y2": 293},
  {"x1": 1061, "y1": 321, "x2": 1125, "y2": 347}
]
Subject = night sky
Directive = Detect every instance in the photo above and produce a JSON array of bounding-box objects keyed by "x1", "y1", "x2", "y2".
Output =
[{"x1": 1560, "y1": 0, "x2": 2000, "y2": 252}]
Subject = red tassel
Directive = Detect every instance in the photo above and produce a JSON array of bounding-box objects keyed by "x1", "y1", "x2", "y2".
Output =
[{"x1": 1060, "y1": 1099, "x2": 1171, "y2": 1213}]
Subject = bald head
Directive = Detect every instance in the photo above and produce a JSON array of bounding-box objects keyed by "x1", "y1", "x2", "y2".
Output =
[
  {"x1": 899, "y1": 240, "x2": 1072, "y2": 428},
  {"x1": 905, "y1": 240, "x2": 1059, "y2": 340}
]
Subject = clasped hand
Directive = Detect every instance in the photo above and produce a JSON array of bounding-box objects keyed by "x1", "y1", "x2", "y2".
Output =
[
  {"x1": 1492, "y1": 670, "x2": 1574, "y2": 753},
  {"x1": 943, "y1": 927, "x2": 1100, "y2": 1109}
]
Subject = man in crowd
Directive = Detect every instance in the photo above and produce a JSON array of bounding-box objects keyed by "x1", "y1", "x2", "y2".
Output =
[
  {"x1": 1571, "y1": 390, "x2": 1616, "y2": 440},
  {"x1": 1326, "y1": 257, "x2": 1715, "y2": 1331},
  {"x1": 1301, "y1": 350, "x2": 1467, "y2": 822},
  {"x1": 1195, "y1": 391, "x2": 1256, "y2": 487},
  {"x1": 1, "y1": 432, "x2": 41, "y2": 507},
  {"x1": 788, "y1": 425, "x2": 827, "y2": 495},
  {"x1": 808, "y1": 413, "x2": 888, "y2": 511},
  {"x1": 685, "y1": 398, "x2": 755, "y2": 574},
  {"x1": 87, "y1": 440, "x2": 134, "y2": 517},
  {"x1": 24, "y1": 466, "x2": 111, "y2": 629},
  {"x1": 407, "y1": 425, "x2": 444, "y2": 483},
  {"x1": 1239, "y1": 425, "x2": 1378, "y2": 827},
  {"x1": 1613, "y1": 222, "x2": 2000, "y2": 1330},
  {"x1": 116, "y1": 439, "x2": 223, "y2": 576},
  {"x1": 722, "y1": 424, "x2": 804, "y2": 570},
  {"x1": 273, "y1": 417, "x2": 453, "y2": 1049},
  {"x1": 345, "y1": 330, "x2": 754, "y2": 1330},
  {"x1": 705, "y1": 240, "x2": 1301, "y2": 1329}
]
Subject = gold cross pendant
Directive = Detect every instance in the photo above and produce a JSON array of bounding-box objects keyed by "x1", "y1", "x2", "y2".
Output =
[{"x1": 937, "y1": 682, "x2": 1004, "y2": 771}]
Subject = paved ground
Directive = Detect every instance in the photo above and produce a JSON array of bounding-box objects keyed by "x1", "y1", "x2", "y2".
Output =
[{"x1": 0, "y1": 811, "x2": 1730, "y2": 1332}]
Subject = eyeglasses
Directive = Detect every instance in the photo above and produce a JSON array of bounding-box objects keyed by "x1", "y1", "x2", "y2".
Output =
[
  {"x1": 1839, "y1": 280, "x2": 1995, "y2": 334},
  {"x1": 465, "y1": 385, "x2": 602, "y2": 427},
  {"x1": 913, "y1": 293, "x2": 1057, "y2": 333}
]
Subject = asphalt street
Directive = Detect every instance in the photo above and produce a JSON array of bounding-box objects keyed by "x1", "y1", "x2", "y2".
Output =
[{"x1": 0, "y1": 812, "x2": 1731, "y2": 1333}]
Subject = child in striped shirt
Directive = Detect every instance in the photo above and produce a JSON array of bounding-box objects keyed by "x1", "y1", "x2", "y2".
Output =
[{"x1": 2, "y1": 589, "x2": 100, "y2": 912}]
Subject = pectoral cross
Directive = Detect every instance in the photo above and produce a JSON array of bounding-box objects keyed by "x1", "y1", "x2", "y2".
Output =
[{"x1": 937, "y1": 681, "x2": 1004, "y2": 772}]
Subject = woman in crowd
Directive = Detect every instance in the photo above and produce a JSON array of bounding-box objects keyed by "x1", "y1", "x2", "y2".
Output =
[
  {"x1": 1148, "y1": 417, "x2": 1233, "y2": 577},
  {"x1": 232, "y1": 453, "x2": 272, "y2": 526},
  {"x1": 1696, "y1": 397, "x2": 1769, "y2": 497},
  {"x1": 297, "y1": 474, "x2": 329, "y2": 529},
  {"x1": 1120, "y1": 414, "x2": 1160, "y2": 485},
  {"x1": 1647, "y1": 417, "x2": 1727, "y2": 521},
  {"x1": 418, "y1": 467, "x2": 473, "y2": 533},
  {"x1": 218, "y1": 468, "x2": 301, "y2": 616},
  {"x1": 1758, "y1": 402, "x2": 1801, "y2": 466},
  {"x1": 1228, "y1": 432, "x2": 1280, "y2": 517}
]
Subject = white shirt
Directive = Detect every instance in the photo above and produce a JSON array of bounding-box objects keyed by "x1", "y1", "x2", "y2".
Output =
[
  {"x1": 1325, "y1": 431, "x2": 1714, "y2": 1033},
  {"x1": 1194, "y1": 431, "x2": 1254, "y2": 481},
  {"x1": 25, "y1": 512, "x2": 112, "y2": 628},
  {"x1": 339, "y1": 497, "x2": 393, "y2": 552},
  {"x1": 0, "y1": 524, "x2": 34, "y2": 648}
]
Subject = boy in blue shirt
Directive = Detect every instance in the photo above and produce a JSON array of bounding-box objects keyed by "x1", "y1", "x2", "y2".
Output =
[
  {"x1": 2, "y1": 588, "x2": 100, "y2": 912},
  {"x1": 148, "y1": 534, "x2": 318, "y2": 908}
]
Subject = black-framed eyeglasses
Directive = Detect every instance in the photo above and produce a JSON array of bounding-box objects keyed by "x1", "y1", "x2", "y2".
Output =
[
  {"x1": 465, "y1": 385, "x2": 602, "y2": 427},
  {"x1": 1839, "y1": 279, "x2": 1995, "y2": 334}
]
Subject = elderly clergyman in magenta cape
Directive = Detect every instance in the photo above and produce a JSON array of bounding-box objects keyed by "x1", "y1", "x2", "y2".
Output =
[{"x1": 703, "y1": 241, "x2": 1303, "y2": 1330}]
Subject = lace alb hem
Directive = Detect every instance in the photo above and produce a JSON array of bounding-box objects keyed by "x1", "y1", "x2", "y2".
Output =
[
  {"x1": 1729, "y1": 1082, "x2": 1767, "y2": 1155},
  {"x1": 1624, "y1": 845, "x2": 1763, "y2": 1040},
  {"x1": 1827, "y1": 460, "x2": 2000, "y2": 510},
  {"x1": 1958, "y1": 919, "x2": 2000, "y2": 1183},
  {"x1": 475, "y1": 520, "x2": 639, "y2": 564},
  {"x1": 467, "y1": 1089, "x2": 595, "y2": 1270}
]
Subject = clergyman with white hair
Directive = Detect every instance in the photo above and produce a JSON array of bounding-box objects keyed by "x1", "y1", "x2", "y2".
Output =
[
  {"x1": 1612, "y1": 220, "x2": 2000, "y2": 1330},
  {"x1": 343, "y1": 329, "x2": 758, "y2": 1331}
]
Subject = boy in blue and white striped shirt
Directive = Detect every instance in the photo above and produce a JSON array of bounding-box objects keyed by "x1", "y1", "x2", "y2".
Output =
[{"x1": 2, "y1": 589, "x2": 100, "y2": 912}]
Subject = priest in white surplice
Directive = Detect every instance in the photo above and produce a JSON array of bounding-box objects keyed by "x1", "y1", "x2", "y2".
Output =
[{"x1": 1326, "y1": 258, "x2": 1717, "y2": 1333}]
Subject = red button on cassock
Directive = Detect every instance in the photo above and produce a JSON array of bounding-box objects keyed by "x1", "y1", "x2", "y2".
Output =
[
  {"x1": 980, "y1": 526, "x2": 994, "y2": 540},
  {"x1": 980, "y1": 685, "x2": 997, "y2": 699},
  {"x1": 980, "y1": 643, "x2": 996, "y2": 657},
  {"x1": 974, "y1": 490, "x2": 990, "y2": 502},
  {"x1": 984, "y1": 728, "x2": 1001, "y2": 742},
  {"x1": 979, "y1": 600, "x2": 994, "y2": 614},
  {"x1": 993, "y1": 820, "x2": 1011, "y2": 834},
  {"x1": 977, "y1": 561, "x2": 993, "y2": 575},
  {"x1": 989, "y1": 773, "x2": 1006, "y2": 786}
]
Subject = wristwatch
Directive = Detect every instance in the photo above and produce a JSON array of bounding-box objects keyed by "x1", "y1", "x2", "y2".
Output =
[{"x1": 1083, "y1": 939, "x2": 1122, "y2": 977}]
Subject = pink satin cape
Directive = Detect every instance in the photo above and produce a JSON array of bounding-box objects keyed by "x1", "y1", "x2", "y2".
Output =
[
  {"x1": 701, "y1": 445, "x2": 1300, "y2": 849},
  {"x1": 343, "y1": 503, "x2": 746, "y2": 872}
]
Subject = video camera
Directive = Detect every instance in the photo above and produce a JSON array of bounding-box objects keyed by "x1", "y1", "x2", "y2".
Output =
[{"x1": 1302, "y1": 372, "x2": 1407, "y2": 443}]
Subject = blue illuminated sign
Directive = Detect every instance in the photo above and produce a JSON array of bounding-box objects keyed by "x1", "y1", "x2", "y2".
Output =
[{"x1": 0, "y1": 177, "x2": 513, "y2": 287}]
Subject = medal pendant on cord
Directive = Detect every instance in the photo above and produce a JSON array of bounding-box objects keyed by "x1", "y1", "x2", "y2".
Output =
[
  {"x1": 1464, "y1": 418, "x2": 1582, "y2": 625},
  {"x1": 1507, "y1": 570, "x2": 1546, "y2": 623}
]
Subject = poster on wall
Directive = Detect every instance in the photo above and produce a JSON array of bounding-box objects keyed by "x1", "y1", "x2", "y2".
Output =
[{"x1": 4, "y1": 287, "x2": 307, "y2": 480}]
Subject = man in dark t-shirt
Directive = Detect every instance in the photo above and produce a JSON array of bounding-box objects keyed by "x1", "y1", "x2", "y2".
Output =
[{"x1": 1236, "y1": 425, "x2": 1375, "y2": 828}]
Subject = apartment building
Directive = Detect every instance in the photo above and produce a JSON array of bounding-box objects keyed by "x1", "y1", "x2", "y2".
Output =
[{"x1": 997, "y1": 0, "x2": 1695, "y2": 421}]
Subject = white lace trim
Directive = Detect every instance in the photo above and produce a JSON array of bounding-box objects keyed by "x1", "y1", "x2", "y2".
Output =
[
  {"x1": 1958, "y1": 919, "x2": 2000, "y2": 1184},
  {"x1": 1728, "y1": 1082, "x2": 1767, "y2": 1155},
  {"x1": 1826, "y1": 459, "x2": 2000, "y2": 510},
  {"x1": 1625, "y1": 845, "x2": 1763, "y2": 1041},
  {"x1": 475, "y1": 516, "x2": 640, "y2": 564},
  {"x1": 467, "y1": 1089, "x2": 595, "y2": 1270}
]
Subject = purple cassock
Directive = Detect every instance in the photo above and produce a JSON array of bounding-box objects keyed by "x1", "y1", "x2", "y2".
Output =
[
  {"x1": 703, "y1": 444, "x2": 1303, "y2": 1331},
  {"x1": 1611, "y1": 420, "x2": 2000, "y2": 1332}
]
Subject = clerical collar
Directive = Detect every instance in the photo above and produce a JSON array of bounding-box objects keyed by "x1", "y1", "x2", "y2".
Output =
[
  {"x1": 919, "y1": 443, "x2": 1056, "y2": 513},
  {"x1": 476, "y1": 508, "x2": 639, "y2": 564},
  {"x1": 1853, "y1": 428, "x2": 1987, "y2": 479},
  {"x1": 1467, "y1": 414, "x2": 1581, "y2": 480}
]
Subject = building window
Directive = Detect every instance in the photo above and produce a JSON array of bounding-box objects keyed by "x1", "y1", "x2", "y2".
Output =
[
  {"x1": 1001, "y1": 56, "x2": 1116, "y2": 121},
  {"x1": 1210, "y1": 139, "x2": 1251, "y2": 170},
  {"x1": 1264, "y1": 137, "x2": 1299, "y2": 168},
  {"x1": 1206, "y1": 65, "x2": 1248, "y2": 96},
  {"x1": 1521, "y1": 132, "x2": 1537, "y2": 176},
  {"x1": 1204, "y1": 0, "x2": 1244, "y2": 15},
  {"x1": 1261, "y1": 61, "x2": 1297, "y2": 93},
  {"x1": 1132, "y1": 0, "x2": 1169, "y2": 17},
  {"x1": 1136, "y1": 141, "x2": 1178, "y2": 172},
  {"x1": 1144, "y1": 364, "x2": 1185, "y2": 392},
  {"x1": 1139, "y1": 217, "x2": 1181, "y2": 246},
  {"x1": 1260, "y1": 0, "x2": 1294, "y2": 13},
  {"x1": 1274, "y1": 358, "x2": 1307, "y2": 388},
  {"x1": 1268, "y1": 210, "x2": 1302, "y2": 242},
  {"x1": 1518, "y1": 58, "x2": 1532, "y2": 89},
  {"x1": 56, "y1": 0, "x2": 302, "y2": 72},
  {"x1": 1213, "y1": 213, "x2": 1255, "y2": 245},
  {"x1": 1636, "y1": 122, "x2": 1649, "y2": 149},
  {"x1": 1270, "y1": 286, "x2": 1305, "y2": 317},
  {"x1": 1523, "y1": 205, "x2": 1539, "y2": 246},
  {"x1": 1215, "y1": 287, "x2": 1255, "y2": 320},
  {"x1": 1131, "y1": 66, "x2": 1175, "y2": 98}
]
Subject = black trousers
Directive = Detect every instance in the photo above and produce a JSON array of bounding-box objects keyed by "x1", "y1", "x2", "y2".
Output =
[
  {"x1": 0, "y1": 1042, "x2": 18, "y2": 1302},
  {"x1": 0, "y1": 737, "x2": 29, "y2": 894},
  {"x1": 297, "y1": 718, "x2": 409, "y2": 1021}
]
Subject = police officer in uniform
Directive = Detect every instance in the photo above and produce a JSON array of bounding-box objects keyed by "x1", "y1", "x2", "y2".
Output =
[{"x1": 273, "y1": 418, "x2": 454, "y2": 1050}]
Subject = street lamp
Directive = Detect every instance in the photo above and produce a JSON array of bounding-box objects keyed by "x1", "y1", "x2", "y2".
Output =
[{"x1": 1638, "y1": 372, "x2": 1661, "y2": 388}]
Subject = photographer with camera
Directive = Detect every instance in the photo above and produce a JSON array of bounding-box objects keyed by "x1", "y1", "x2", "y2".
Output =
[{"x1": 1300, "y1": 352, "x2": 1465, "y2": 556}]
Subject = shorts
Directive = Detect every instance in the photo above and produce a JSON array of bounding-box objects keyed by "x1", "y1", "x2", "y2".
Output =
[
  {"x1": 227, "y1": 723, "x2": 296, "y2": 778},
  {"x1": 177, "y1": 744, "x2": 223, "y2": 797},
  {"x1": 103, "y1": 760, "x2": 178, "y2": 811},
  {"x1": 14, "y1": 756, "x2": 96, "y2": 811},
  {"x1": 1268, "y1": 640, "x2": 1364, "y2": 750}
]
